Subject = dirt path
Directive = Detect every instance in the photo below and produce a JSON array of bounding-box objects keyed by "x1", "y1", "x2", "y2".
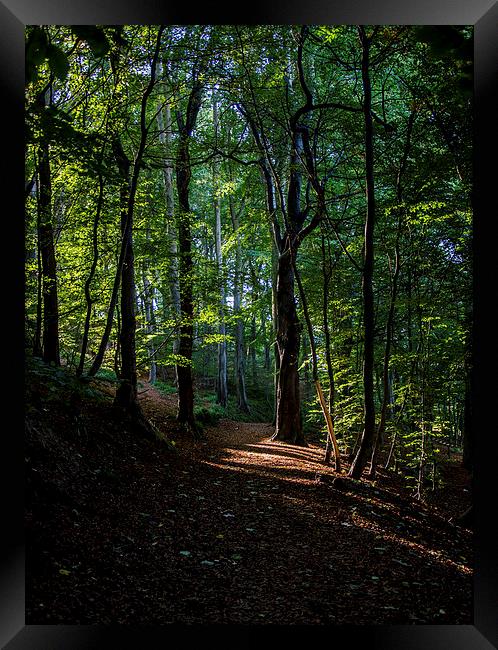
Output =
[
  {"x1": 139, "y1": 384, "x2": 473, "y2": 624},
  {"x1": 26, "y1": 380, "x2": 473, "y2": 625}
]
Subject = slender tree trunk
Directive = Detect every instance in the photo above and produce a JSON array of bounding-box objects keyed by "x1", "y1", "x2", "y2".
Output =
[
  {"x1": 416, "y1": 326, "x2": 431, "y2": 500},
  {"x1": 322, "y1": 235, "x2": 338, "y2": 464},
  {"x1": 175, "y1": 143, "x2": 196, "y2": 429},
  {"x1": 36, "y1": 87, "x2": 60, "y2": 367},
  {"x1": 77, "y1": 172, "x2": 104, "y2": 376},
  {"x1": 87, "y1": 164, "x2": 126, "y2": 377},
  {"x1": 250, "y1": 316, "x2": 257, "y2": 385},
  {"x1": 213, "y1": 95, "x2": 228, "y2": 407},
  {"x1": 369, "y1": 255, "x2": 398, "y2": 476},
  {"x1": 271, "y1": 244, "x2": 280, "y2": 424},
  {"x1": 33, "y1": 166, "x2": 43, "y2": 358},
  {"x1": 111, "y1": 27, "x2": 164, "y2": 438},
  {"x1": 349, "y1": 26, "x2": 376, "y2": 479},
  {"x1": 369, "y1": 110, "x2": 415, "y2": 474},
  {"x1": 113, "y1": 141, "x2": 137, "y2": 406},
  {"x1": 114, "y1": 304, "x2": 121, "y2": 378},
  {"x1": 462, "y1": 306, "x2": 472, "y2": 473},
  {"x1": 157, "y1": 77, "x2": 181, "y2": 373},
  {"x1": 142, "y1": 260, "x2": 157, "y2": 384},
  {"x1": 292, "y1": 246, "x2": 341, "y2": 468},
  {"x1": 229, "y1": 194, "x2": 250, "y2": 413}
]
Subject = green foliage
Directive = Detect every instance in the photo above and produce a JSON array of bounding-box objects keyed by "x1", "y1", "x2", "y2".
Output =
[
  {"x1": 194, "y1": 406, "x2": 223, "y2": 427},
  {"x1": 154, "y1": 380, "x2": 177, "y2": 396},
  {"x1": 24, "y1": 25, "x2": 471, "y2": 493},
  {"x1": 26, "y1": 25, "x2": 110, "y2": 85},
  {"x1": 95, "y1": 368, "x2": 118, "y2": 382}
]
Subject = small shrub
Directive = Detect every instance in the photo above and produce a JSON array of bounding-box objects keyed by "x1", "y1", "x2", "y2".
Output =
[
  {"x1": 95, "y1": 368, "x2": 118, "y2": 381},
  {"x1": 154, "y1": 380, "x2": 177, "y2": 396},
  {"x1": 194, "y1": 406, "x2": 223, "y2": 426}
]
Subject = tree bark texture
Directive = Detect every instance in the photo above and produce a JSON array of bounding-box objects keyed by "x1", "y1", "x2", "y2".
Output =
[
  {"x1": 157, "y1": 83, "x2": 181, "y2": 367},
  {"x1": 37, "y1": 138, "x2": 60, "y2": 367},
  {"x1": 77, "y1": 172, "x2": 104, "y2": 376},
  {"x1": 213, "y1": 95, "x2": 228, "y2": 407},
  {"x1": 229, "y1": 194, "x2": 250, "y2": 412},
  {"x1": 349, "y1": 27, "x2": 376, "y2": 479},
  {"x1": 272, "y1": 249, "x2": 304, "y2": 444}
]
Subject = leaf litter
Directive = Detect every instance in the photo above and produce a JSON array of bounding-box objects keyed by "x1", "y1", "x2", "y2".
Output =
[{"x1": 26, "y1": 377, "x2": 473, "y2": 625}]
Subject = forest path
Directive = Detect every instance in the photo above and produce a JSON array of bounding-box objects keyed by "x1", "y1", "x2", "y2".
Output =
[
  {"x1": 26, "y1": 373, "x2": 473, "y2": 625},
  {"x1": 134, "y1": 382, "x2": 472, "y2": 624},
  {"x1": 139, "y1": 380, "x2": 333, "y2": 487}
]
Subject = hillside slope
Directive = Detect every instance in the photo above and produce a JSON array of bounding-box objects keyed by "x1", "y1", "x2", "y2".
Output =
[{"x1": 25, "y1": 360, "x2": 472, "y2": 624}]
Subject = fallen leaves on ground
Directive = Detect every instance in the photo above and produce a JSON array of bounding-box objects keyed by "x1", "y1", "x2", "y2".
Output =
[{"x1": 25, "y1": 377, "x2": 472, "y2": 625}]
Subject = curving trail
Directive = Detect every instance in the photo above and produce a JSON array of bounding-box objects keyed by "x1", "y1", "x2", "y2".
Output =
[{"x1": 26, "y1": 379, "x2": 473, "y2": 625}]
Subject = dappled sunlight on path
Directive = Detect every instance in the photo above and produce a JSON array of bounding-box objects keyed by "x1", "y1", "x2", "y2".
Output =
[{"x1": 129, "y1": 383, "x2": 474, "y2": 624}]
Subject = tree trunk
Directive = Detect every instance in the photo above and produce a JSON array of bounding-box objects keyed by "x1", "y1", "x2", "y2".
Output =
[
  {"x1": 271, "y1": 248, "x2": 305, "y2": 445},
  {"x1": 369, "y1": 112, "x2": 415, "y2": 476},
  {"x1": 369, "y1": 251, "x2": 399, "y2": 476},
  {"x1": 112, "y1": 141, "x2": 137, "y2": 408},
  {"x1": 213, "y1": 95, "x2": 228, "y2": 407},
  {"x1": 322, "y1": 234, "x2": 337, "y2": 465},
  {"x1": 33, "y1": 162, "x2": 43, "y2": 358},
  {"x1": 157, "y1": 79, "x2": 181, "y2": 373},
  {"x1": 349, "y1": 26, "x2": 376, "y2": 479},
  {"x1": 271, "y1": 244, "x2": 280, "y2": 423},
  {"x1": 175, "y1": 138, "x2": 197, "y2": 430},
  {"x1": 36, "y1": 94, "x2": 60, "y2": 367},
  {"x1": 116, "y1": 192, "x2": 137, "y2": 398},
  {"x1": 112, "y1": 26, "x2": 164, "y2": 437},
  {"x1": 87, "y1": 155, "x2": 126, "y2": 377},
  {"x1": 172, "y1": 57, "x2": 205, "y2": 433},
  {"x1": 292, "y1": 245, "x2": 341, "y2": 468},
  {"x1": 462, "y1": 306, "x2": 472, "y2": 473},
  {"x1": 77, "y1": 172, "x2": 104, "y2": 376},
  {"x1": 142, "y1": 260, "x2": 157, "y2": 384},
  {"x1": 229, "y1": 194, "x2": 250, "y2": 413}
]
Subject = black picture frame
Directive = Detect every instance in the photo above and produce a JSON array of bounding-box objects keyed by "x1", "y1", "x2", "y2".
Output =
[{"x1": 3, "y1": 0, "x2": 497, "y2": 647}]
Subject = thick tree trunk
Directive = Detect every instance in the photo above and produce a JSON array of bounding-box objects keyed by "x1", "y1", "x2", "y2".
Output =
[
  {"x1": 271, "y1": 249, "x2": 304, "y2": 445},
  {"x1": 349, "y1": 27, "x2": 376, "y2": 479}
]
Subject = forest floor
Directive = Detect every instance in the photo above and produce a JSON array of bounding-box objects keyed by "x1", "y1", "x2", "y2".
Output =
[{"x1": 25, "y1": 361, "x2": 473, "y2": 625}]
